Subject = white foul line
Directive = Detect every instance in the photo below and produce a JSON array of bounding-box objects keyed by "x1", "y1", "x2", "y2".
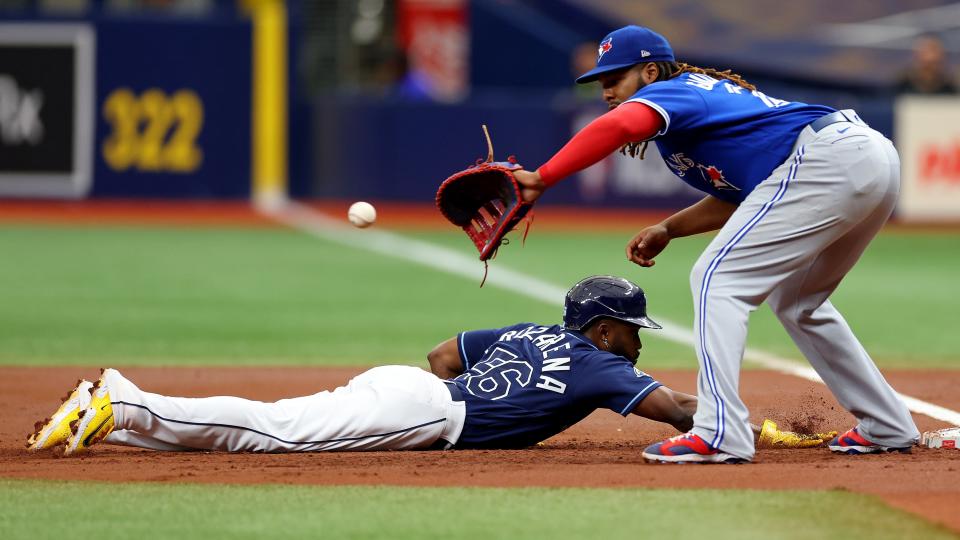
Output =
[{"x1": 266, "y1": 202, "x2": 960, "y2": 426}]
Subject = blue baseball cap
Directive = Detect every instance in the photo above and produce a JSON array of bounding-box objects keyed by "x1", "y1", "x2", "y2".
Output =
[{"x1": 575, "y1": 25, "x2": 675, "y2": 84}]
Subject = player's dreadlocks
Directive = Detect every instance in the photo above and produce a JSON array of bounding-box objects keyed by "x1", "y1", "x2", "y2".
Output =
[{"x1": 620, "y1": 61, "x2": 757, "y2": 160}]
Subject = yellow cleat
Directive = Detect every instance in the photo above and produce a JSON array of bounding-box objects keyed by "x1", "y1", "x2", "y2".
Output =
[
  {"x1": 27, "y1": 379, "x2": 93, "y2": 451},
  {"x1": 64, "y1": 371, "x2": 115, "y2": 456}
]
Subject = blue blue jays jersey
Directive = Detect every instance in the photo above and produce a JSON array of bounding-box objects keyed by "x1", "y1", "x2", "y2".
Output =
[
  {"x1": 448, "y1": 323, "x2": 662, "y2": 449},
  {"x1": 625, "y1": 72, "x2": 835, "y2": 203}
]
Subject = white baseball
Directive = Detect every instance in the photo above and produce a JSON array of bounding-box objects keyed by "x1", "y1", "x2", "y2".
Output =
[{"x1": 347, "y1": 201, "x2": 377, "y2": 228}]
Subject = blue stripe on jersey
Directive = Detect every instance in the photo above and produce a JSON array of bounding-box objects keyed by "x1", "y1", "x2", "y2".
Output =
[
  {"x1": 458, "y1": 332, "x2": 470, "y2": 371},
  {"x1": 697, "y1": 145, "x2": 806, "y2": 449},
  {"x1": 618, "y1": 380, "x2": 662, "y2": 416}
]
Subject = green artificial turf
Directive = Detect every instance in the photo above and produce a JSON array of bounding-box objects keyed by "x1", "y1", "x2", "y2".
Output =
[
  {"x1": 0, "y1": 223, "x2": 957, "y2": 368},
  {"x1": 0, "y1": 480, "x2": 954, "y2": 540}
]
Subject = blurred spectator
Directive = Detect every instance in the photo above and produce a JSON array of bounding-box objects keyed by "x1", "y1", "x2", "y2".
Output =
[
  {"x1": 379, "y1": 49, "x2": 437, "y2": 102},
  {"x1": 895, "y1": 34, "x2": 959, "y2": 95}
]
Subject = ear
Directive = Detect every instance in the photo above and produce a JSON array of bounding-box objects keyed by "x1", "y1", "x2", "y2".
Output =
[
  {"x1": 640, "y1": 62, "x2": 660, "y2": 84},
  {"x1": 595, "y1": 320, "x2": 612, "y2": 338}
]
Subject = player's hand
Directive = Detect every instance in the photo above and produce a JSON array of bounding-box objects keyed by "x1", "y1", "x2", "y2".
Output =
[
  {"x1": 626, "y1": 224, "x2": 671, "y2": 267},
  {"x1": 757, "y1": 419, "x2": 838, "y2": 449},
  {"x1": 512, "y1": 169, "x2": 546, "y2": 204}
]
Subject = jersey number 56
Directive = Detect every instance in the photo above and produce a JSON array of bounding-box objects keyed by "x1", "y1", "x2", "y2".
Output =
[{"x1": 457, "y1": 347, "x2": 533, "y2": 400}]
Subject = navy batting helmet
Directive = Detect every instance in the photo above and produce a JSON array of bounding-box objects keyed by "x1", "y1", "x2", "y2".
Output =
[{"x1": 563, "y1": 275, "x2": 662, "y2": 331}]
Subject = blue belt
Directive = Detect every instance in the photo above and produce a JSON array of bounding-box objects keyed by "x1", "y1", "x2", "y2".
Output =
[
  {"x1": 810, "y1": 110, "x2": 864, "y2": 133},
  {"x1": 444, "y1": 381, "x2": 464, "y2": 402}
]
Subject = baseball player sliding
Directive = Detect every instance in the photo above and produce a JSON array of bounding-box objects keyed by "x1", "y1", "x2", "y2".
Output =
[
  {"x1": 28, "y1": 276, "x2": 830, "y2": 455},
  {"x1": 510, "y1": 25, "x2": 920, "y2": 463}
]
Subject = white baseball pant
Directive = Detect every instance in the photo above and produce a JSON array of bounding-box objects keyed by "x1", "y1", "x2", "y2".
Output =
[
  {"x1": 101, "y1": 366, "x2": 465, "y2": 452},
  {"x1": 689, "y1": 111, "x2": 920, "y2": 461}
]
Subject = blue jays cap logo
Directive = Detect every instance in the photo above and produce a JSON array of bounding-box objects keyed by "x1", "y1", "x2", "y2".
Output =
[
  {"x1": 598, "y1": 38, "x2": 613, "y2": 61},
  {"x1": 576, "y1": 25, "x2": 675, "y2": 84}
]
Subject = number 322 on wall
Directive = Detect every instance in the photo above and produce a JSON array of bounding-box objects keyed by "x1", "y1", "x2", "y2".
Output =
[{"x1": 102, "y1": 88, "x2": 203, "y2": 173}]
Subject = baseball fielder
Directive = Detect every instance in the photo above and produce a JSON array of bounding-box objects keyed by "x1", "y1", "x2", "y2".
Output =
[
  {"x1": 28, "y1": 276, "x2": 829, "y2": 455},
  {"x1": 511, "y1": 25, "x2": 920, "y2": 463}
]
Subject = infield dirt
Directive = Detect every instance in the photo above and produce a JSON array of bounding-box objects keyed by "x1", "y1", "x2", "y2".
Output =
[{"x1": 4, "y1": 366, "x2": 959, "y2": 532}]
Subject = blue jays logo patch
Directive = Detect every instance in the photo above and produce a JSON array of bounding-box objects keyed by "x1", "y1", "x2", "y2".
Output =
[
  {"x1": 697, "y1": 164, "x2": 739, "y2": 191},
  {"x1": 665, "y1": 153, "x2": 738, "y2": 191},
  {"x1": 598, "y1": 38, "x2": 613, "y2": 61}
]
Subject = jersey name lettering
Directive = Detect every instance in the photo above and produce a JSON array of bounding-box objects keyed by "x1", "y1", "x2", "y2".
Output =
[
  {"x1": 723, "y1": 82, "x2": 744, "y2": 94},
  {"x1": 500, "y1": 325, "x2": 549, "y2": 342},
  {"x1": 536, "y1": 376, "x2": 566, "y2": 393},
  {"x1": 542, "y1": 357, "x2": 571, "y2": 371},
  {"x1": 538, "y1": 343, "x2": 572, "y2": 394},
  {"x1": 685, "y1": 73, "x2": 718, "y2": 91},
  {"x1": 532, "y1": 333, "x2": 565, "y2": 351},
  {"x1": 492, "y1": 326, "x2": 574, "y2": 395},
  {"x1": 751, "y1": 90, "x2": 790, "y2": 108},
  {"x1": 682, "y1": 74, "x2": 791, "y2": 109}
]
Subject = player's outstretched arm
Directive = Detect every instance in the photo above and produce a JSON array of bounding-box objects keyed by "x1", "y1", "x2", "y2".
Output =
[
  {"x1": 513, "y1": 103, "x2": 664, "y2": 204},
  {"x1": 630, "y1": 386, "x2": 696, "y2": 432},
  {"x1": 632, "y1": 387, "x2": 836, "y2": 448},
  {"x1": 427, "y1": 337, "x2": 465, "y2": 379}
]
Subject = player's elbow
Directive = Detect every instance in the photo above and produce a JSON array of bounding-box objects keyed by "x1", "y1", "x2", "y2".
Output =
[
  {"x1": 611, "y1": 113, "x2": 649, "y2": 141},
  {"x1": 426, "y1": 348, "x2": 446, "y2": 375},
  {"x1": 427, "y1": 338, "x2": 463, "y2": 379}
]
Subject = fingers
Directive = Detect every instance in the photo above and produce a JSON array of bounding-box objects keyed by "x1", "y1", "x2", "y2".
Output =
[
  {"x1": 626, "y1": 237, "x2": 655, "y2": 267},
  {"x1": 520, "y1": 188, "x2": 541, "y2": 204},
  {"x1": 626, "y1": 249, "x2": 655, "y2": 267}
]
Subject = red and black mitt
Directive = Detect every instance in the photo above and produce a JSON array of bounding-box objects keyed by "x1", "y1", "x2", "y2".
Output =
[{"x1": 436, "y1": 131, "x2": 533, "y2": 262}]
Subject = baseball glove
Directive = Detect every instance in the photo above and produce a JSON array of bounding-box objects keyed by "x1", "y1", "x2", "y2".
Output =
[{"x1": 436, "y1": 126, "x2": 533, "y2": 265}]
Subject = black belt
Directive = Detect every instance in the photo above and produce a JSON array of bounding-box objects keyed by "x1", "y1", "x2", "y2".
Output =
[
  {"x1": 444, "y1": 381, "x2": 464, "y2": 402},
  {"x1": 810, "y1": 110, "x2": 864, "y2": 133}
]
